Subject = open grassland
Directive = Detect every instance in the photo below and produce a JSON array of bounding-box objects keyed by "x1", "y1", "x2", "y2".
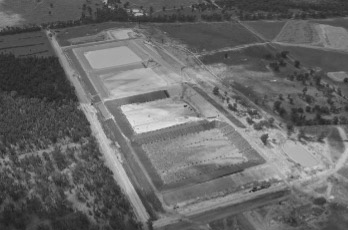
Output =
[
  {"x1": 157, "y1": 22, "x2": 261, "y2": 53},
  {"x1": 0, "y1": 0, "x2": 101, "y2": 27},
  {"x1": 244, "y1": 20, "x2": 286, "y2": 41},
  {"x1": 121, "y1": 98, "x2": 201, "y2": 134},
  {"x1": 273, "y1": 44, "x2": 348, "y2": 72},
  {"x1": 275, "y1": 20, "x2": 320, "y2": 44},
  {"x1": 201, "y1": 44, "x2": 272, "y2": 72},
  {"x1": 0, "y1": 31, "x2": 54, "y2": 57},
  {"x1": 138, "y1": 121, "x2": 263, "y2": 188}
]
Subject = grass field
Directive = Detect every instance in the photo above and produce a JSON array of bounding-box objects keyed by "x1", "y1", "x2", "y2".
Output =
[
  {"x1": 157, "y1": 22, "x2": 261, "y2": 53},
  {"x1": 244, "y1": 20, "x2": 286, "y2": 41},
  {"x1": 201, "y1": 44, "x2": 273, "y2": 72},
  {"x1": 0, "y1": 31, "x2": 54, "y2": 57},
  {"x1": 274, "y1": 44, "x2": 348, "y2": 72},
  {"x1": 0, "y1": 0, "x2": 101, "y2": 28}
]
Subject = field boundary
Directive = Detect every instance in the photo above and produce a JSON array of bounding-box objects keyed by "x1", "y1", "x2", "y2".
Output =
[{"x1": 188, "y1": 84, "x2": 246, "y2": 128}]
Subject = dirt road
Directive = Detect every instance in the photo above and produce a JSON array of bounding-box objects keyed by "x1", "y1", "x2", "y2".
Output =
[{"x1": 46, "y1": 31, "x2": 150, "y2": 225}]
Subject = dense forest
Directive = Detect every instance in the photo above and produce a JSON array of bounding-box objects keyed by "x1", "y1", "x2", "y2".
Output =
[
  {"x1": 0, "y1": 53, "x2": 141, "y2": 230},
  {"x1": 217, "y1": 0, "x2": 348, "y2": 17}
]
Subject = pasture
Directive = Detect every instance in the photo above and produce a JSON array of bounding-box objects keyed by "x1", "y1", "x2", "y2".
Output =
[
  {"x1": 0, "y1": 31, "x2": 54, "y2": 57},
  {"x1": 0, "y1": 0, "x2": 101, "y2": 27},
  {"x1": 156, "y1": 22, "x2": 261, "y2": 53},
  {"x1": 274, "y1": 44, "x2": 348, "y2": 72},
  {"x1": 200, "y1": 44, "x2": 273, "y2": 72},
  {"x1": 244, "y1": 20, "x2": 286, "y2": 41}
]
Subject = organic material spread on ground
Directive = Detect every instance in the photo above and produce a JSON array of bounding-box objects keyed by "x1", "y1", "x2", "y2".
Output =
[
  {"x1": 84, "y1": 46, "x2": 142, "y2": 69},
  {"x1": 121, "y1": 98, "x2": 201, "y2": 133}
]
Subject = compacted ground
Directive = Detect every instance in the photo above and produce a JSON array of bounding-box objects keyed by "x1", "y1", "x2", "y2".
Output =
[{"x1": 121, "y1": 98, "x2": 200, "y2": 133}]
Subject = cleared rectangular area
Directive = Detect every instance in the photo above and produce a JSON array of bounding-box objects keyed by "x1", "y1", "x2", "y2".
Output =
[
  {"x1": 137, "y1": 122, "x2": 264, "y2": 187},
  {"x1": 100, "y1": 68, "x2": 167, "y2": 98},
  {"x1": 121, "y1": 98, "x2": 201, "y2": 133},
  {"x1": 84, "y1": 46, "x2": 142, "y2": 69}
]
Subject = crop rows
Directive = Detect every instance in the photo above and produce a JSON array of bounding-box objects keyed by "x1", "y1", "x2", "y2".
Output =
[{"x1": 133, "y1": 120, "x2": 215, "y2": 145}]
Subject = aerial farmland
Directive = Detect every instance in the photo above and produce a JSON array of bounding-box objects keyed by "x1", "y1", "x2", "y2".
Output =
[
  {"x1": 44, "y1": 13, "x2": 348, "y2": 229},
  {"x1": 2, "y1": 0, "x2": 348, "y2": 229}
]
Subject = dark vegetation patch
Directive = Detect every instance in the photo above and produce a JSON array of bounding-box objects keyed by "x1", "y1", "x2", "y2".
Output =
[
  {"x1": 157, "y1": 22, "x2": 260, "y2": 53},
  {"x1": 0, "y1": 0, "x2": 101, "y2": 26},
  {"x1": 0, "y1": 53, "x2": 75, "y2": 102},
  {"x1": 0, "y1": 31, "x2": 55, "y2": 57},
  {"x1": 0, "y1": 52, "x2": 141, "y2": 230}
]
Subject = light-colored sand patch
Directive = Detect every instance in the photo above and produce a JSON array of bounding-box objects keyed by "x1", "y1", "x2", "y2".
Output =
[
  {"x1": 121, "y1": 98, "x2": 201, "y2": 133},
  {"x1": 282, "y1": 141, "x2": 318, "y2": 167},
  {"x1": 316, "y1": 24, "x2": 348, "y2": 50},
  {"x1": 100, "y1": 68, "x2": 167, "y2": 98},
  {"x1": 327, "y1": 71, "x2": 348, "y2": 82},
  {"x1": 84, "y1": 46, "x2": 142, "y2": 70},
  {"x1": 108, "y1": 29, "x2": 134, "y2": 40}
]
